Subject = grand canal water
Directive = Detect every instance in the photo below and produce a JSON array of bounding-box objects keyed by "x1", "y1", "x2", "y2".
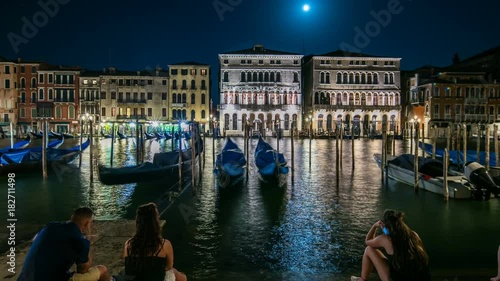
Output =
[{"x1": 1, "y1": 136, "x2": 499, "y2": 280}]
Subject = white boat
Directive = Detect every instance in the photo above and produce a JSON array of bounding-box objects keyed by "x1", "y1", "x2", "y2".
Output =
[{"x1": 374, "y1": 153, "x2": 474, "y2": 199}]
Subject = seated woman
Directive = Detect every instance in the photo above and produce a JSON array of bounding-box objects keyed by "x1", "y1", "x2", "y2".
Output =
[
  {"x1": 123, "y1": 203, "x2": 187, "y2": 281},
  {"x1": 351, "y1": 209, "x2": 431, "y2": 281}
]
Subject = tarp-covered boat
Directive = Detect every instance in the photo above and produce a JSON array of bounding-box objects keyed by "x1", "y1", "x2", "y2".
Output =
[
  {"x1": 254, "y1": 137, "x2": 288, "y2": 181},
  {"x1": 374, "y1": 153, "x2": 474, "y2": 199},
  {"x1": 419, "y1": 141, "x2": 498, "y2": 167},
  {"x1": 0, "y1": 138, "x2": 31, "y2": 153},
  {"x1": 214, "y1": 138, "x2": 246, "y2": 188}
]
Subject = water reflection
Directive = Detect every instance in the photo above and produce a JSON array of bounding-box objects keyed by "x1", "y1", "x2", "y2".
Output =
[{"x1": 1, "y1": 137, "x2": 499, "y2": 280}]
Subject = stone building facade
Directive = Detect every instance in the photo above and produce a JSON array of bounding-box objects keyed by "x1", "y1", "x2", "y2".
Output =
[
  {"x1": 219, "y1": 45, "x2": 303, "y2": 136},
  {"x1": 303, "y1": 51, "x2": 402, "y2": 136}
]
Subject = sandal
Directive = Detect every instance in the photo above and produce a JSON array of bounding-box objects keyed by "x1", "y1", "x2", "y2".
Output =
[{"x1": 351, "y1": 276, "x2": 365, "y2": 281}]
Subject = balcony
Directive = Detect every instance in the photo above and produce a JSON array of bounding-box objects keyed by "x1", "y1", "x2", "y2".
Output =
[
  {"x1": 190, "y1": 86, "x2": 197, "y2": 90},
  {"x1": 117, "y1": 98, "x2": 147, "y2": 104},
  {"x1": 54, "y1": 98, "x2": 75, "y2": 103},
  {"x1": 221, "y1": 104, "x2": 296, "y2": 111},
  {"x1": 201, "y1": 86, "x2": 207, "y2": 90},
  {"x1": 116, "y1": 115, "x2": 147, "y2": 120},
  {"x1": 81, "y1": 98, "x2": 99, "y2": 103},
  {"x1": 172, "y1": 103, "x2": 187, "y2": 107},
  {"x1": 181, "y1": 86, "x2": 188, "y2": 90},
  {"x1": 464, "y1": 114, "x2": 488, "y2": 122},
  {"x1": 465, "y1": 98, "x2": 488, "y2": 105},
  {"x1": 172, "y1": 85, "x2": 178, "y2": 89},
  {"x1": 313, "y1": 104, "x2": 401, "y2": 111}
]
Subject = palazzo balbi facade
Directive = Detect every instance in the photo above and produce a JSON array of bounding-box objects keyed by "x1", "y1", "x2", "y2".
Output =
[
  {"x1": 303, "y1": 51, "x2": 402, "y2": 136},
  {"x1": 219, "y1": 45, "x2": 303, "y2": 136}
]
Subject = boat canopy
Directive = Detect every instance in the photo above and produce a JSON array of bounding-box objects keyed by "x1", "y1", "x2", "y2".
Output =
[{"x1": 388, "y1": 154, "x2": 445, "y2": 177}]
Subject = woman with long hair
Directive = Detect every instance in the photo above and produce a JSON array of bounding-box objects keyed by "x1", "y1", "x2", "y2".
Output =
[
  {"x1": 351, "y1": 209, "x2": 431, "y2": 281},
  {"x1": 123, "y1": 203, "x2": 187, "y2": 281}
]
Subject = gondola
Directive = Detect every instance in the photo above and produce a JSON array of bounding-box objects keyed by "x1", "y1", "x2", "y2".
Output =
[
  {"x1": 214, "y1": 138, "x2": 246, "y2": 188},
  {"x1": 30, "y1": 131, "x2": 43, "y2": 139},
  {"x1": 50, "y1": 131, "x2": 62, "y2": 138},
  {"x1": 98, "y1": 135, "x2": 203, "y2": 185},
  {"x1": 0, "y1": 137, "x2": 31, "y2": 153},
  {"x1": 254, "y1": 137, "x2": 288, "y2": 182},
  {"x1": 419, "y1": 141, "x2": 498, "y2": 167},
  {"x1": 155, "y1": 132, "x2": 166, "y2": 139},
  {"x1": 0, "y1": 138, "x2": 90, "y2": 175},
  {"x1": 62, "y1": 133, "x2": 75, "y2": 139},
  {"x1": 117, "y1": 131, "x2": 128, "y2": 139},
  {"x1": 144, "y1": 133, "x2": 157, "y2": 140}
]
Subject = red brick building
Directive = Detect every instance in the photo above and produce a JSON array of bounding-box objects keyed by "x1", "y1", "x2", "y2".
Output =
[
  {"x1": 37, "y1": 64, "x2": 81, "y2": 133},
  {"x1": 16, "y1": 60, "x2": 42, "y2": 135}
]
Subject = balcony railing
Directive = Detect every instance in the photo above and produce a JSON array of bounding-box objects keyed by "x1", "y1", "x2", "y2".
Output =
[
  {"x1": 313, "y1": 104, "x2": 401, "y2": 111},
  {"x1": 117, "y1": 98, "x2": 147, "y2": 104},
  {"x1": 221, "y1": 104, "x2": 297, "y2": 111},
  {"x1": 201, "y1": 86, "x2": 207, "y2": 90},
  {"x1": 172, "y1": 85, "x2": 178, "y2": 89},
  {"x1": 464, "y1": 114, "x2": 488, "y2": 122},
  {"x1": 116, "y1": 115, "x2": 147, "y2": 120},
  {"x1": 465, "y1": 98, "x2": 488, "y2": 105},
  {"x1": 54, "y1": 98, "x2": 75, "y2": 103},
  {"x1": 181, "y1": 86, "x2": 187, "y2": 90},
  {"x1": 172, "y1": 103, "x2": 187, "y2": 107}
]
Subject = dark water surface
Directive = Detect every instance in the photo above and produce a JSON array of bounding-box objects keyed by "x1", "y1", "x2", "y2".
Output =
[{"x1": 1, "y1": 137, "x2": 499, "y2": 280}]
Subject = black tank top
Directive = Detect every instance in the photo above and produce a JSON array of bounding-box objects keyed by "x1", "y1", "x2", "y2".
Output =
[{"x1": 124, "y1": 241, "x2": 167, "y2": 281}]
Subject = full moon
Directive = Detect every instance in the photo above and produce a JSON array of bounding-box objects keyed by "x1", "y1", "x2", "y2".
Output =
[{"x1": 303, "y1": 4, "x2": 310, "y2": 12}]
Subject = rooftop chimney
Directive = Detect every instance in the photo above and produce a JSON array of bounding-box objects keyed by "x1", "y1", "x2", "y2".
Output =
[
  {"x1": 253, "y1": 44, "x2": 264, "y2": 51},
  {"x1": 17, "y1": 58, "x2": 22, "y2": 63}
]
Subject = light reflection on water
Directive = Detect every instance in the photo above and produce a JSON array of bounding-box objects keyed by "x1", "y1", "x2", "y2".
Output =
[{"x1": 1, "y1": 137, "x2": 499, "y2": 280}]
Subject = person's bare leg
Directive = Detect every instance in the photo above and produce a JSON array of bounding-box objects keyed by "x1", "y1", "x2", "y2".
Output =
[
  {"x1": 172, "y1": 268, "x2": 187, "y2": 281},
  {"x1": 361, "y1": 246, "x2": 390, "y2": 281},
  {"x1": 96, "y1": 265, "x2": 111, "y2": 281},
  {"x1": 491, "y1": 246, "x2": 500, "y2": 281}
]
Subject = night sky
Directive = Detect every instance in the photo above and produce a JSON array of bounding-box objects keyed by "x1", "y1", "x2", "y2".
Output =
[{"x1": 1, "y1": 0, "x2": 499, "y2": 101}]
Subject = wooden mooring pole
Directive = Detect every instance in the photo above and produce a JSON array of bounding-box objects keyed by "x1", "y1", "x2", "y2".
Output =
[
  {"x1": 191, "y1": 124, "x2": 196, "y2": 190},
  {"x1": 336, "y1": 126, "x2": 340, "y2": 186},
  {"x1": 432, "y1": 125, "x2": 437, "y2": 159},
  {"x1": 79, "y1": 119, "x2": 84, "y2": 168},
  {"x1": 291, "y1": 126, "x2": 295, "y2": 180},
  {"x1": 486, "y1": 126, "x2": 491, "y2": 170},
  {"x1": 42, "y1": 119, "x2": 48, "y2": 180},
  {"x1": 414, "y1": 122, "x2": 419, "y2": 193},
  {"x1": 456, "y1": 124, "x2": 461, "y2": 167},
  {"x1": 340, "y1": 122, "x2": 343, "y2": 168},
  {"x1": 477, "y1": 125, "x2": 481, "y2": 163},
  {"x1": 351, "y1": 123, "x2": 355, "y2": 170},
  {"x1": 421, "y1": 122, "x2": 425, "y2": 158},
  {"x1": 110, "y1": 123, "x2": 115, "y2": 167},
  {"x1": 462, "y1": 123, "x2": 467, "y2": 171},
  {"x1": 444, "y1": 148, "x2": 449, "y2": 201},
  {"x1": 495, "y1": 124, "x2": 499, "y2": 167},
  {"x1": 89, "y1": 119, "x2": 94, "y2": 183}
]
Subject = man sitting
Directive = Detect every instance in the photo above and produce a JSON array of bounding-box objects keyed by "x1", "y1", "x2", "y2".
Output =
[{"x1": 17, "y1": 207, "x2": 111, "y2": 281}]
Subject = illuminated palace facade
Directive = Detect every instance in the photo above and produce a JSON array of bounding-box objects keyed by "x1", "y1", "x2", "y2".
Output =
[
  {"x1": 303, "y1": 51, "x2": 402, "y2": 136},
  {"x1": 219, "y1": 45, "x2": 303, "y2": 136}
]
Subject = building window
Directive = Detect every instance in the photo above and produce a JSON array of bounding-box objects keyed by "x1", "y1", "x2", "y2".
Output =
[
  {"x1": 171, "y1": 69, "x2": 178, "y2": 75},
  {"x1": 223, "y1": 60, "x2": 229, "y2": 64},
  {"x1": 148, "y1": 92, "x2": 153, "y2": 100},
  {"x1": 4, "y1": 79, "x2": 10, "y2": 89},
  {"x1": 101, "y1": 92, "x2": 106, "y2": 99},
  {"x1": 190, "y1": 69, "x2": 197, "y2": 76},
  {"x1": 39, "y1": 73, "x2": 44, "y2": 83},
  {"x1": 445, "y1": 104, "x2": 451, "y2": 118},
  {"x1": 191, "y1": 110, "x2": 196, "y2": 121},
  {"x1": 55, "y1": 106, "x2": 62, "y2": 118},
  {"x1": 20, "y1": 66, "x2": 25, "y2": 73},
  {"x1": 31, "y1": 108, "x2": 37, "y2": 118},
  {"x1": 202, "y1": 110, "x2": 206, "y2": 119},
  {"x1": 39, "y1": 89, "x2": 44, "y2": 100},
  {"x1": 293, "y1": 73, "x2": 299, "y2": 83},
  {"x1": 191, "y1": 80, "x2": 196, "y2": 89},
  {"x1": 456, "y1": 87, "x2": 461, "y2": 97},
  {"x1": 201, "y1": 94, "x2": 206, "y2": 104},
  {"x1": 182, "y1": 93, "x2": 187, "y2": 103},
  {"x1": 31, "y1": 78, "x2": 37, "y2": 87},
  {"x1": 101, "y1": 107, "x2": 106, "y2": 117},
  {"x1": 181, "y1": 69, "x2": 188, "y2": 75},
  {"x1": 162, "y1": 108, "x2": 167, "y2": 117},
  {"x1": 31, "y1": 66, "x2": 36, "y2": 73},
  {"x1": 201, "y1": 69, "x2": 207, "y2": 76},
  {"x1": 241, "y1": 72, "x2": 246, "y2": 82},
  {"x1": 31, "y1": 92, "x2": 36, "y2": 103},
  {"x1": 20, "y1": 108, "x2": 26, "y2": 118},
  {"x1": 3, "y1": 66, "x2": 9, "y2": 74},
  {"x1": 162, "y1": 93, "x2": 167, "y2": 100},
  {"x1": 433, "y1": 105, "x2": 439, "y2": 118},
  {"x1": 223, "y1": 72, "x2": 229, "y2": 82},
  {"x1": 48, "y1": 89, "x2": 53, "y2": 100},
  {"x1": 433, "y1": 87, "x2": 440, "y2": 97},
  {"x1": 445, "y1": 87, "x2": 451, "y2": 97},
  {"x1": 182, "y1": 80, "x2": 187, "y2": 89},
  {"x1": 455, "y1": 105, "x2": 461, "y2": 116},
  {"x1": 148, "y1": 108, "x2": 152, "y2": 117},
  {"x1": 191, "y1": 94, "x2": 196, "y2": 104},
  {"x1": 20, "y1": 78, "x2": 25, "y2": 88},
  {"x1": 20, "y1": 92, "x2": 26, "y2": 103},
  {"x1": 294, "y1": 60, "x2": 299, "y2": 65}
]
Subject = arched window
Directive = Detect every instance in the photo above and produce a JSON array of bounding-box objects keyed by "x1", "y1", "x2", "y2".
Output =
[
  {"x1": 172, "y1": 93, "x2": 177, "y2": 104},
  {"x1": 191, "y1": 110, "x2": 195, "y2": 121},
  {"x1": 201, "y1": 110, "x2": 206, "y2": 119},
  {"x1": 39, "y1": 89, "x2": 44, "y2": 100},
  {"x1": 373, "y1": 73, "x2": 378, "y2": 84},
  {"x1": 21, "y1": 78, "x2": 25, "y2": 88},
  {"x1": 182, "y1": 93, "x2": 187, "y2": 103},
  {"x1": 20, "y1": 92, "x2": 26, "y2": 103},
  {"x1": 182, "y1": 109, "x2": 187, "y2": 120},
  {"x1": 361, "y1": 73, "x2": 366, "y2": 84},
  {"x1": 191, "y1": 93, "x2": 196, "y2": 104},
  {"x1": 48, "y1": 89, "x2": 53, "y2": 100},
  {"x1": 343, "y1": 73, "x2": 348, "y2": 83},
  {"x1": 276, "y1": 72, "x2": 281, "y2": 82},
  {"x1": 314, "y1": 92, "x2": 320, "y2": 104},
  {"x1": 182, "y1": 80, "x2": 187, "y2": 89},
  {"x1": 264, "y1": 72, "x2": 269, "y2": 82},
  {"x1": 172, "y1": 109, "x2": 177, "y2": 119},
  {"x1": 259, "y1": 72, "x2": 263, "y2": 82},
  {"x1": 232, "y1": 113, "x2": 238, "y2": 130},
  {"x1": 55, "y1": 106, "x2": 62, "y2": 118},
  {"x1": 172, "y1": 80, "x2": 177, "y2": 89},
  {"x1": 390, "y1": 73, "x2": 394, "y2": 84},
  {"x1": 337, "y1": 73, "x2": 342, "y2": 84},
  {"x1": 241, "y1": 72, "x2": 246, "y2": 82},
  {"x1": 31, "y1": 92, "x2": 36, "y2": 103},
  {"x1": 367, "y1": 73, "x2": 372, "y2": 84},
  {"x1": 384, "y1": 73, "x2": 389, "y2": 84},
  {"x1": 270, "y1": 72, "x2": 275, "y2": 82},
  {"x1": 68, "y1": 105, "x2": 75, "y2": 119},
  {"x1": 355, "y1": 73, "x2": 360, "y2": 84},
  {"x1": 293, "y1": 72, "x2": 299, "y2": 83},
  {"x1": 201, "y1": 94, "x2": 206, "y2": 104},
  {"x1": 191, "y1": 80, "x2": 196, "y2": 89},
  {"x1": 223, "y1": 72, "x2": 228, "y2": 82},
  {"x1": 349, "y1": 73, "x2": 354, "y2": 84},
  {"x1": 201, "y1": 80, "x2": 206, "y2": 89},
  {"x1": 284, "y1": 114, "x2": 290, "y2": 130},
  {"x1": 31, "y1": 78, "x2": 37, "y2": 87},
  {"x1": 326, "y1": 72, "x2": 330, "y2": 84},
  {"x1": 320, "y1": 72, "x2": 325, "y2": 83},
  {"x1": 253, "y1": 72, "x2": 258, "y2": 81},
  {"x1": 247, "y1": 72, "x2": 252, "y2": 82}
]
